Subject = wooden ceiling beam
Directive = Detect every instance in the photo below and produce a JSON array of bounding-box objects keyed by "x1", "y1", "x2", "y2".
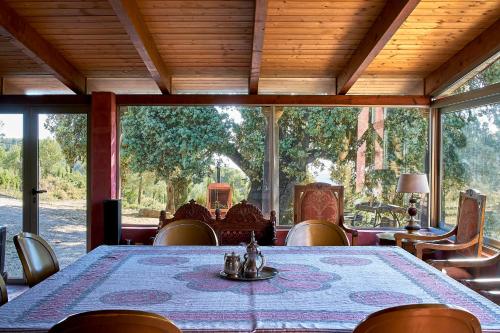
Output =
[
  {"x1": 336, "y1": 0, "x2": 421, "y2": 95},
  {"x1": 109, "y1": 0, "x2": 171, "y2": 94},
  {"x1": 115, "y1": 94, "x2": 430, "y2": 107},
  {"x1": 0, "y1": 94, "x2": 430, "y2": 107},
  {"x1": 425, "y1": 19, "x2": 500, "y2": 97},
  {"x1": 249, "y1": 0, "x2": 268, "y2": 94},
  {"x1": 0, "y1": 1, "x2": 86, "y2": 94}
]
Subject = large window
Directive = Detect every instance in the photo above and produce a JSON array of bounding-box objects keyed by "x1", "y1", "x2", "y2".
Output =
[
  {"x1": 119, "y1": 106, "x2": 267, "y2": 225},
  {"x1": 441, "y1": 103, "x2": 499, "y2": 241},
  {"x1": 278, "y1": 107, "x2": 429, "y2": 227}
]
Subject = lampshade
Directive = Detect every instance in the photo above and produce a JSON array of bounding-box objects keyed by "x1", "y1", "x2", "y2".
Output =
[{"x1": 397, "y1": 173, "x2": 430, "y2": 193}]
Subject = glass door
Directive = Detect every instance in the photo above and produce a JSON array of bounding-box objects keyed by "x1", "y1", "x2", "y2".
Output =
[
  {"x1": 37, "y1": 113, "x2": 88, "y2": 269},
  {"x1": 0, "y1": 114, "x2": 24, "y2": 280}
]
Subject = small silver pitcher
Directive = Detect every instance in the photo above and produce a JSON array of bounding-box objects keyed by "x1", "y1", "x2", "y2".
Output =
[
  {"x1": 242, "y1": 231, "x2": 266, "y2": 278},
  {"x1": 224, "y1": 252, "x2": 241, "y2": 277}
]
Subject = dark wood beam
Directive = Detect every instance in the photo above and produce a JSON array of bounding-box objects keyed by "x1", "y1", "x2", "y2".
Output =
[
  {"x1": 249, "y1": 0, "x2": 268, "y2": 94},
  {"x1": 0, "y1": 94, "x2": 429, "y2": 107},
  {"x1": 0, "y1": 1, "x2": 86, "y2": 94},
  {"x1": 336, "y1": 0, "x2": 421, "y2": 95},
  {"x1": 109, "y1": 0, "x2": 171, "y2": 94},
  {"x1": 115, "y1": 94, "x2": 430, "y2": 107},
  {"x1": 425, "y1": 19, "x2": 500, "y2": 97}
]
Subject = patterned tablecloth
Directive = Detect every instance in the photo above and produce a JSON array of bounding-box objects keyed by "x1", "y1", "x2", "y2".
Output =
[{"x1": 0, "y1": 245, "x2": 498, "y2": 332}]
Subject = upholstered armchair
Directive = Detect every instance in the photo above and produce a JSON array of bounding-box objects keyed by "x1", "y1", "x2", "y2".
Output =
[
  {"x1": 395, "y1": 189, "x2": 486, "y2": 260},
  {"x1": 294, "y1": 183, "x2": 358, "y2": 245}
]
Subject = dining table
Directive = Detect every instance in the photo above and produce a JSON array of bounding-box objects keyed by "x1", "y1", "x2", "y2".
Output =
[{"x1": 0, "y1": 245, "x2": 498, "y2": 332}]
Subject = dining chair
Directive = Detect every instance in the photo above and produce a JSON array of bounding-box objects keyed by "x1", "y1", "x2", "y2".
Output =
[
  {"x1": 353, "y1": 304, "x2": 481, "y2": 333},
  {"x1": 285, "y1": 220, "x2": 350, "y2": 246},
  {"x1": 153, "y1": 219, "x2": 219, "y2": 246},
  {"x1": 0, "y1": 275, "x2": 7, "y2": 306},
  {"x1": 14, "y1": 232, "x2": 60, "y2": 287},
  {"x1": 293, "y1": 183, "x2": 358, "y2": 244},
  {"x1": 48, "y1": 310, "x2": 181, "y2": 333},
  {"x1": 395, "y1": 189, "x2": 486, "y2": 259}
]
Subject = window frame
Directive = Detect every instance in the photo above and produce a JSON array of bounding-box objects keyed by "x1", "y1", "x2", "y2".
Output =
[{"x1": 433, "y1": 82, "x2": 500, "y2": 248}]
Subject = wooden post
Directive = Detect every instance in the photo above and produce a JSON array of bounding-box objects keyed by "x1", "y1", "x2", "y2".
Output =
[
  {"x1": 90, "y1": 92, "x2": 118, "y2": 249},
  {"x1": 262, "y1": 106, "x2": 282, "y2": 217}
]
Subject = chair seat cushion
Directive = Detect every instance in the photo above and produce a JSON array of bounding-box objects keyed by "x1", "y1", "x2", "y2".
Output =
[{"x1": 443, "y1": 267, "x2": 473, "y2": 280}]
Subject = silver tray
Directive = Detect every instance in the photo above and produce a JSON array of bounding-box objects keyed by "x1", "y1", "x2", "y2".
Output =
[{"x1": 219, "y1": 266, "x2": 278, "y2": 281}]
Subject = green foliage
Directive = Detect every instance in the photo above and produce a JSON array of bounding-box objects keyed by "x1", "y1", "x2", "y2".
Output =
[{"x1": 44, "y1": 114, "x2": 87, "y2": 166}]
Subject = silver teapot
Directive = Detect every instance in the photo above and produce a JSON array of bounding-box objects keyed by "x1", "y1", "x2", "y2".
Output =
[
  {"x1": 224, "y1": 252, "x2": 241, "y2": 277},
  {"x1": 242, "y1": 231, "x2": 265, "y2": 278}
]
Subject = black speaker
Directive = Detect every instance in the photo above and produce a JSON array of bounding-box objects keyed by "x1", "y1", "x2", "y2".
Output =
[{"x1": 103, "y1": 199, "x2": 121, "y2": 245}]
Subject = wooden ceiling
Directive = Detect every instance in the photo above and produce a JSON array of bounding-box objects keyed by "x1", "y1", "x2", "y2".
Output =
[{"x1": 0, "y1": 0, "x2": 498, "y2": 96}]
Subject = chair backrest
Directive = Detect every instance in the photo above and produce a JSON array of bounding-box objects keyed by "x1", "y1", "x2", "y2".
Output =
[
  {"x1": 159, "y1": 199, "x2": 215, "y2": 229},
  {"x1": 294, "y1": 183, "x2": 344, "y2": 225},
  {"x1": 285, "y1": 220, "x2": 350, "y2": 246},
  {"x1": 217, "y1": 200, "x2": 276, "y2": 245},
  {"x1": 153, "y1": 219, "x2": 218, "y2": 246},
  {"x1": 0, "y1": 275, "x2": 7, "y2": 306},
  {"x1": 455, "y1": 189, "x2": 486, "y2": 257},
  {"x1": 48, "y1": 310, "x2": 181, "y2": 333},
  {"x1": 353, "y1": 304, "x2": 481, "y2": 333},
  {"x1": 14, "y1": 232, "x2": 59, "y2": 287}
]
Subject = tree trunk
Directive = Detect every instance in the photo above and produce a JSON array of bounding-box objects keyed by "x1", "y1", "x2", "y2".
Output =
[
  {"x1": 278, "y1": 175, "x2": 296, "y2": 225},
  {"x1": 137, "y1": 173, "x2": 143, "y2": 205},
  {"x1": 166, "y1": 180, "x2": 175, "y2": 213},
  {"x1": 246, "y1": 180, "x2": 262, "y2": 209}
]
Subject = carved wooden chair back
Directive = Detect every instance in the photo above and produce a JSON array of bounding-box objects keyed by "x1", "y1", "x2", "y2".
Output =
[
  {"x1": 353, "y1": 304, "x2": 481, "y2": 333},
  {"x1": 294, "y1": 182, "x2": 343, "y2": 225},
  {"x1": 218, "y1": 200, "x2": 277, "y2": 245},
  {"x1": 159, "y1": 199, "x2": 215, "y2": 229},
  {"x1": 0, "y1": 275, "x2": 7, "y2": 306},
  {"x1": 455, "y1": 189, "x2": 486, "y2": 257},
  {"x1": 49, "y1": 310, "x2": 181, "y2": 333},
  {"x1": 14, "y1": 232, "x2": 60, "y2": 287},
  {"x1": 153, "y1": 220, "x2": 218, "y2": 246},
  {"x1": 285, "y1": 220, "x2": 350, "y2": 246}
]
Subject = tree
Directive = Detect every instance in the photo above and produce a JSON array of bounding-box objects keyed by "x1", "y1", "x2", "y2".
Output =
[
  {"x1": 120, "y1": 106, "x2": 232, "y2": 210},
  {"x1": 44, "y1": 114, "x2": 87, "y2": 168}
]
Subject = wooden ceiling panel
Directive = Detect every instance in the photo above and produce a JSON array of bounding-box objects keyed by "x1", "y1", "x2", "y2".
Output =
[
  {"x1": 172, "y1": 76, "x2": 248, "y2": 94},
  {"x1": 0, "y1": 35, "x2": 48, "y2": 75},
  {"x1": 259, "y1": 77, "x2": 335, "y2": 95},
  {"x1": 87, "y1": 78, "x2": 161, "y2": 94},
  {"x1": 4, "y1": 0, "x2": 150, "y2": 78},
  {"x1": 261, "y1": 0, "x2": 386, "y2": 78},
  {"x1": 139, "y1": 0, "x2": 254, "y2": 81},
  {"x1": 2, "y1": 75, "x2": 74, "y2": 95},
  {"x1": 347, "y1": 75, "x2": 423, "y2": 95},
  {"x1": 365, "y1": 0, "x2": 500, "y2": 76}
]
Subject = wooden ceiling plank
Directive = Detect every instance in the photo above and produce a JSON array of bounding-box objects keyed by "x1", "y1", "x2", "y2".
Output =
[
  {"x1": 424, "y1": 19, "x2": 500, "y2": 97},
  {"x1": 336, "y1": 0, "x2": 421, "y2": 95},
  {"x1": 0, "y1": 1, "x2": 85, "y2": 94},
  {"x1": 249, "y1": 0, "x2": 268, "y2": 94},
  {"x1": 109, "y1": 0, "x2": 171, "y2": 94}
]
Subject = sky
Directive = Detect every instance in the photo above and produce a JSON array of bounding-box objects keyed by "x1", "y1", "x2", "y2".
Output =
[{"x1": 0, "y1": 114, "x2": 52, "y2": 139}]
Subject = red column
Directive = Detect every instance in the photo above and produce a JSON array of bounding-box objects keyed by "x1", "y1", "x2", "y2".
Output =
[{"x1": 90, "y1": 92, "x2": 118, "y2": 249}]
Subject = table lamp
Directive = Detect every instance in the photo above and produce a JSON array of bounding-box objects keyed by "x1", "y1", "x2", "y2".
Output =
[{"x1": 396, "y1": 173, "x2": 429, "y2": 232}]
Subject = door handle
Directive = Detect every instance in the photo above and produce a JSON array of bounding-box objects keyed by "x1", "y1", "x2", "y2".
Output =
[{"x1": 32, "y1": 188, "x2": 47, "y2": 195}]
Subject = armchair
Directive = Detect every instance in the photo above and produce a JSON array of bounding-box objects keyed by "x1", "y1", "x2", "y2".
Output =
[
  {"x1": 395, "y1": 189, "x2": 486, "y2": 259},
  {"x1": 294, "y1": 183, "x2": 358, "y2": 245},
  {"x1": 429, "y1": 252, "x2": 499, "y2": 304}
]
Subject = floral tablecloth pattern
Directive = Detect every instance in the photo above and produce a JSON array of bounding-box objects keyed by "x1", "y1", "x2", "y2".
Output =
[{"x1": 0, "y1": 245, "x2": 498, "y2": 332}]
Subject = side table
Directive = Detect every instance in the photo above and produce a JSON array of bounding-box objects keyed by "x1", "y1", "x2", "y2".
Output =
[{"x1": 376, "y1": 230, "x2": 434, "y2": 255}]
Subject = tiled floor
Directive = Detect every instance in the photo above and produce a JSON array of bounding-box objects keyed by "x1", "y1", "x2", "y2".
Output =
[{"x1": 6, "y1": 284, "x2": 28, "y2": 301}]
